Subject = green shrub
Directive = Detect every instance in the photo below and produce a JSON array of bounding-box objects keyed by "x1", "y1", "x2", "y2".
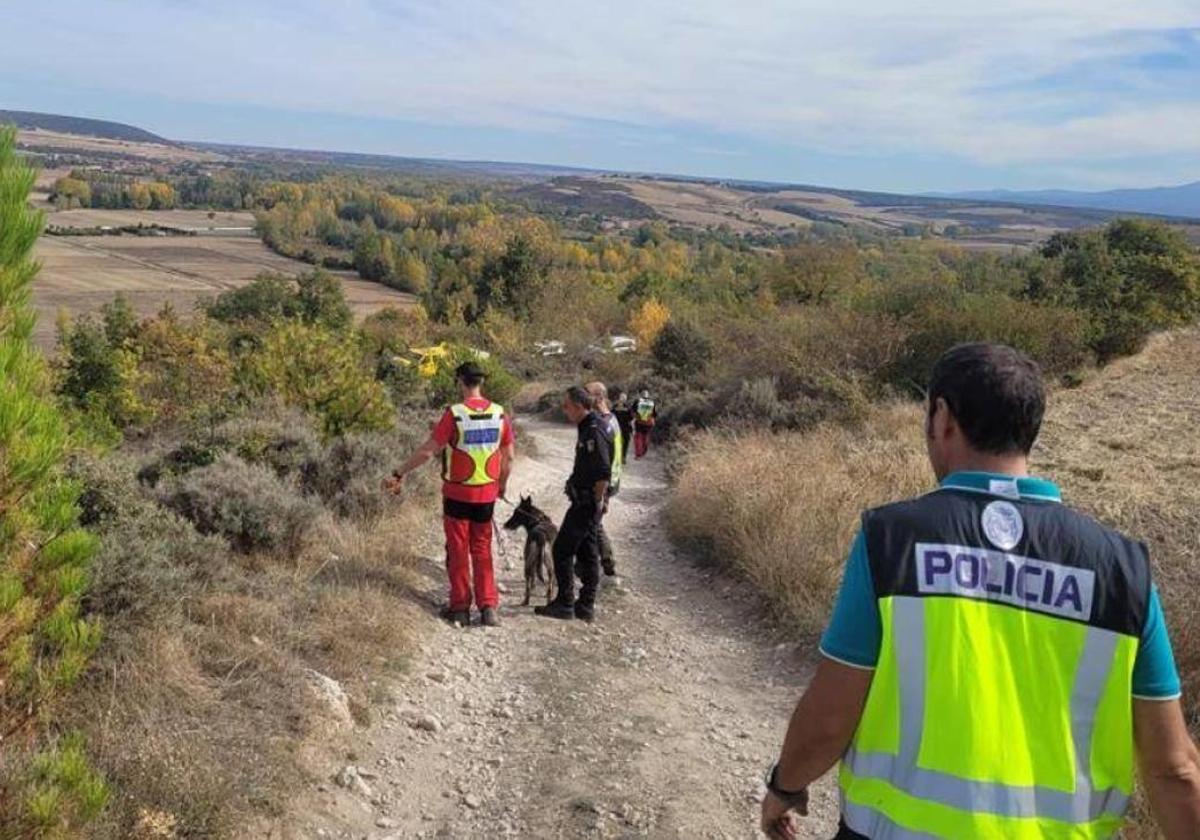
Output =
[
  {"x1": 1026, "y1": 219, "x2": 1200, "y2": 361},
  {"x1": 212, "y1": 408, "x2": 322, "y2": 479},
  {"x1": 717, "y1": 377, "x2": 789, "y2": 429},
  {"x1": 245, "y1": 320, "x2": 396, "y2": 437},
  {"x1": 301, "y1": 431, "x2": 423, "y2": 521},
  {"x1": 158, "y1": 455, "x2": 320, "y2": 556},
  {"x1": 204, "y1": 271, "x2": 351, "y2": 331},
  {"x1": 652, "y1": 319, "x2": 713, "y2": 379},
  {"x1": 71, "y1": 453, "x2": 229, "y2": 622},
  {"x1": 0, "y1": 124, "x2": 105, "y2": 834},
  {"x1": 7, "y1": 733, "x2": 110, "y2": 837},
  {"x1": 886, "y1": 294, "x2": 1090, "y2": 393}
]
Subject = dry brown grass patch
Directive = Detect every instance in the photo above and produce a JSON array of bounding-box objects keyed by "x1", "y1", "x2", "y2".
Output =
[{"x1": 665, "y1": 402, "x2": 929, "y2": 635}]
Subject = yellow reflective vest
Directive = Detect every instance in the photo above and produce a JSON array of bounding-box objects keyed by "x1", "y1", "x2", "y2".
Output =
[
  {"x1": 442, "y1": 402, "x2": 505, "y2": 486},
  {"x1": 840, "y1": 482, "x2": 1150, "y2": 839}
]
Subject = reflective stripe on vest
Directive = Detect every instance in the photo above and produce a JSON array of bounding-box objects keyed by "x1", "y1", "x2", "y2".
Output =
[
  {"x1": 840, "y1": 594, "x2": 1136, "y2": 839},
  {"x1": 635, "y1": 398, "x2": 655, "y2": 422},
  {"x1": 605, "y1": 413, "x2": 623, "y2": 489},
  {"x1": 442, "y1": 402, "x2": 505, "y2": 486}
]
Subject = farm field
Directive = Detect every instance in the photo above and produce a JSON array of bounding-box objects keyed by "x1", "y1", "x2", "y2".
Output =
[
  {"x1": 44, "y1": 206, "x2": 258, "y2": 232},
  {"x1": 614, "y1": 176, "x2": 1101, "y2": 247},
  {"x1": 16, "y1": 127, "x2": 221, "y2": 163},
  {"x1": 31, "y1": 233, "x2": 415, "y2": 350}
]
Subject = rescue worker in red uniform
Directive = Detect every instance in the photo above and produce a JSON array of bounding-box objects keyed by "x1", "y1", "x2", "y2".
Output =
[
  {"x1": 386, "y1": 362, "x2": 515, "y2": 627},
  {"x1": 633, "y1": 389, "x2": 657, "y2": 459}
]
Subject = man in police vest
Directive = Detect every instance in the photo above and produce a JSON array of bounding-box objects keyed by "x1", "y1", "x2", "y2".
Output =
[
  {"x1": 761, "y1": 343, "x2": 1200, "y2": 840},
  {"x1": 633, "y1": 389, "x2": 657, "y2": 459},
  {"x1": 386, "y1": 361, "x2": 515, "y2": 628},
  {"x1": 612, "y1": 388, "x2": 635, "y2": 465},
  {"x1": 535, "y1": 386, "x2": 611, "y2": 623},
  {"x1": 586, "y1": 381, "x2": 623, "y2": 576}
]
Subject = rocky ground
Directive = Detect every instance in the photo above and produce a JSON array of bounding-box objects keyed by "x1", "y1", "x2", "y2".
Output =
[{"x1": 269, "y1": 419, "x2": 840, "y2": 839}]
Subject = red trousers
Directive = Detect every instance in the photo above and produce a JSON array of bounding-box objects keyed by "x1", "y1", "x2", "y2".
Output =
[
  {"x1": 443, "y1": 503, "x2": 499, "y2": 611},
  {"x1": 634, "y1": 428, "x2": 652, "y2": 458}
]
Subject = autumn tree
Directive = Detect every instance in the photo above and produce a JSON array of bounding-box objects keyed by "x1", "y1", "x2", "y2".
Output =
[
  {"x1": 629, "y1": 298, "x2": 670, "y2": 348},
  {"x1": 50, "y1": 177, "x2": 91, "y2": 210},
  {"x1": 771, "y1": 242, "x2": 864, "y2": 305}
]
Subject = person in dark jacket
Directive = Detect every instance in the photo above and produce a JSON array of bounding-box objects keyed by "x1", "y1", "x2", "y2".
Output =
[
  {"x1": 535, "y1": 386, "x2": 612, "y2": 622},
  {"x1": 587, "y1": 381, "x2": 623, "y2": 577}
]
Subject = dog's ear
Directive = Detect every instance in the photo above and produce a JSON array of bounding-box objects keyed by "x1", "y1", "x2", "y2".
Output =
[{"x1": 520, "y1": 495, "x2": 531, "y2": 507}]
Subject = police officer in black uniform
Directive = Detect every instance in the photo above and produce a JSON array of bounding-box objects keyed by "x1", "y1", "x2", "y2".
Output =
[{"x1": 535, "y1": 386, "x2": 613, "y2": 623}]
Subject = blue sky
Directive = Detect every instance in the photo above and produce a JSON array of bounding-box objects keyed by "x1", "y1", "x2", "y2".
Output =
[{"x1": 3, "y1": 1, "x2": 1199, "y2": 192}]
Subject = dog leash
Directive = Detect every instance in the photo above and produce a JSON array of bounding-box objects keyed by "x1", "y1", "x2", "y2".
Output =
[{"x1": 492, "y1": 495, "x2": 514, "y2": 567}]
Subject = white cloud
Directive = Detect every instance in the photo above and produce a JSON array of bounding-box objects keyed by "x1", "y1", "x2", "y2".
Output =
[{"x1": 6, "y1": 0, "x2": 1200, "y2": 168}]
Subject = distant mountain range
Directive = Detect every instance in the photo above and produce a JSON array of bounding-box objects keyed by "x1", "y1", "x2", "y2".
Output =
[
  {"x1": 936, "y1": 182, "x2": 1200, "y2": 221},
  {"x1": 7, "y1": 107, "x2": 1199, "y2": 221},
  {"x1": 0, "y1": 109, "x2": 171, "y2": 145}
]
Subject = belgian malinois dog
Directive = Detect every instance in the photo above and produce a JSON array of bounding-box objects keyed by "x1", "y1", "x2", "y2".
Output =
[{"x1": 502, "y1": 496, "x2": 558, "y2": 606}]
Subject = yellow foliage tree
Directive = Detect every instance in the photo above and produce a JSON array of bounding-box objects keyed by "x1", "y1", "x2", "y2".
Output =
[{"x1": 629, "y1": 298, "x2": 671, "y2": 349}]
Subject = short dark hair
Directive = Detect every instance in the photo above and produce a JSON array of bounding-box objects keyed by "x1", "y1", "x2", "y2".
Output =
[
  {"x1": 928, "y1": 343, "x2": 1045, "y2": 455},
  {"x1": 455, "y1": 361, "x2": 485, "y2": 388},
  {"x1": 565, "y1": 385, "x2": 594, "y2": 411}
]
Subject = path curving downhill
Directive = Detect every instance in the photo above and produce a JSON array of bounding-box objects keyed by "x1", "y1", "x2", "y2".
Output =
[{"x1": 274, "y1": 419, "x2": 840, "y2": 839}]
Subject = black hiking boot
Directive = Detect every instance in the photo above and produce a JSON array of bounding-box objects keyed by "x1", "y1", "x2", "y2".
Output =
[
  {"x1": 480, "y1": 607, "x2": 500, "y2": 627},
  {"x1": 441, "y1": 607, "x2": 470, "y2": 627},
  {"x1": 534, "y1": 601, "x2": 576, "y2": 621},
  {"x1": 574, "y1": 604, "x2": 595, "y2": 623}
]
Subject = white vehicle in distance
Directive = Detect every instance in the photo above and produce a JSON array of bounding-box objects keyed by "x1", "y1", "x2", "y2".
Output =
[
  {"x1": 586, "y1": 335, "x2": 638, "y2": 355},
  {"x1": 533, "y1": 339, "x2": 566, "y2": 357}
]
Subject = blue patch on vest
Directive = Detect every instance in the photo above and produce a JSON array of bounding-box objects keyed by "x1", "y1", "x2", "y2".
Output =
[{"x1": 463, "y1": 428, "x2": 501, "y2": 446}]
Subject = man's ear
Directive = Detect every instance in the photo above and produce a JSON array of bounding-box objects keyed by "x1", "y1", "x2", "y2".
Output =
[{"x1": 929, "y1": 397, "x2": 955, "y2": 441}]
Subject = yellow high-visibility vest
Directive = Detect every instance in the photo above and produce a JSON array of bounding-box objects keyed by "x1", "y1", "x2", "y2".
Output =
[
  {"x1": 840, "y1": 487, "x2": 1147, "y2": 839},
  {"x1": 442, "y1": 402, "x2": 505, "y2": 486}
]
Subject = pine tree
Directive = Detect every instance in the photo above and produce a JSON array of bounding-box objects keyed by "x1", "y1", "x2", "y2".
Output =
[{"x1": 0, "y1": 126, "x2": 105, "y2": 829}]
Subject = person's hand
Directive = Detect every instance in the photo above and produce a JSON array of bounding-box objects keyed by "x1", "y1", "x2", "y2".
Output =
[
  {"x1": 760, "y1": 791, "x2": 802, "y2": 840},
  {"x1": 383, "y1": 473, "x2": 404, "y2": 495},
  {"x1": 498, "y1": 482, "x2": 509, "y2": 500},
  {"x1": 602, "y1": 499, "x2": 610, "y2": 515}
]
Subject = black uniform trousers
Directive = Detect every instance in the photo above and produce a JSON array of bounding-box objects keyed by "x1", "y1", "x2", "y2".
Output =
[{"x1": 552, "y1": 500, "x2": 602, "y2": 611}]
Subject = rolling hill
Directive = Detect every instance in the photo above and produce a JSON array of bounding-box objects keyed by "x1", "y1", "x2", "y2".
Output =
[{"x1": 0, "y1": 109, "x2": 171, "y2": 145}]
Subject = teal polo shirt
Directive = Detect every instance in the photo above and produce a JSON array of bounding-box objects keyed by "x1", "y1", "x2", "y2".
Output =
[{"x1": 820, "y1": 471, "x2": 1181, "y2": 700}]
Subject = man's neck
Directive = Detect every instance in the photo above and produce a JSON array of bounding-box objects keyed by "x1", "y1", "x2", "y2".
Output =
[
  {"x1": 461, "y1": 388, "x2": 484, "y2": 402},
  {"x1": 945, "y1": 453, "x2": 1029, "y2": 479}
]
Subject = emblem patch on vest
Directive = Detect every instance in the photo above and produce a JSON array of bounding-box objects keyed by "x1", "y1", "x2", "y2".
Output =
[{"x1": 982, "y1": 500, "x2": 1023, "y2": 551}]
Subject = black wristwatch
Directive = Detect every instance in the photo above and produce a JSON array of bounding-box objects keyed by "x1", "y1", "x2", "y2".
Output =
[{"x1": 765, "y1": 763, "x2": 809, "y2": 809}]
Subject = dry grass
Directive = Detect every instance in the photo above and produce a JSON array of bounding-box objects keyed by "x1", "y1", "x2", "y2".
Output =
[
  {"x1": 667, "y1": 327, "x2": 1200, "y2": 836},
  {"x1": 60, "y1": 463, "x2": 433, "y2": 838},
  {"x1": 665, "y1": 402, "x2": 930, "y2": 635}
]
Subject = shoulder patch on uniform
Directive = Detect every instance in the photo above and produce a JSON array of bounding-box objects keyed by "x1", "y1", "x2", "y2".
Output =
[
  {"x1": 982, "y1": 500, "x2": 1024, "y2": 551},
  {"x1": 586, "y1": 439, "x2": 595, "y2": 453}
]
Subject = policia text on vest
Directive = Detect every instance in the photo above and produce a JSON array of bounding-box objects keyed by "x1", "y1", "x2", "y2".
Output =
[{"x1": 760, "y1": 343, "x2": 1197, "y2": 840}]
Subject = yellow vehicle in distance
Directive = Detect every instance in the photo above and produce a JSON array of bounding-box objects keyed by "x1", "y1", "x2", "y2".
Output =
[{"x1": 393, "y1": 343, "x2": 491, "y2": 379}]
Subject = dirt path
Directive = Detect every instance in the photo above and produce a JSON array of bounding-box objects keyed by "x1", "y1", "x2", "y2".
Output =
[{"x1": 273, "y1": 419, "x2": 840, "y2": 839}]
